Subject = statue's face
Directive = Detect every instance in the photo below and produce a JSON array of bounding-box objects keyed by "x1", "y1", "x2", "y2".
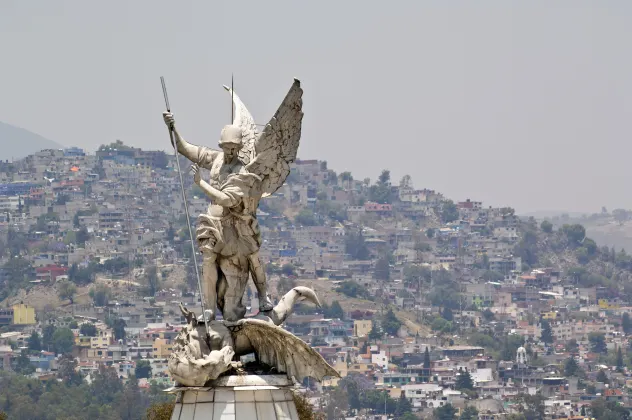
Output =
[{"x1": 221, "y1": 144, "x2": 240, "y2": 163}]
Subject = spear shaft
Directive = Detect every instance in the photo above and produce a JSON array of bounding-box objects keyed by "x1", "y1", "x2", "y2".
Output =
[{"x1": 160, "y1": 77, "x2": 210, "y2": 336}]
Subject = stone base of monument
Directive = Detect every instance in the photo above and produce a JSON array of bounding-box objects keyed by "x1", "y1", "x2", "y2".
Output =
[{"x1": 167, "y1": 375, "x2": 300, "y2": 420}]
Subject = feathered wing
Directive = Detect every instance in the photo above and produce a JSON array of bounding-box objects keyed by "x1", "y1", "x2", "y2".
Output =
[
  {"x1": 236, "y1": 319, "x2": 339, "y2": 382},
  {"x1": 251, "y1": 79, "x2": 303, "y2": 197},
  {"x1": 223, "y1": 85, "x2": 258, "y2": 165}
]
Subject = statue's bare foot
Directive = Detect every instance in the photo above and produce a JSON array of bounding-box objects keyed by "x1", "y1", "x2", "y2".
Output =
[
  {"x1": 230, "y1": 361, "x2": 245, "y2": 375},
  {"x1": 259, "y1": 297, "x2": 274, "y2": 312},
  {"x1": 197, "y1": 309, "x2": 215, "y2": 323}
]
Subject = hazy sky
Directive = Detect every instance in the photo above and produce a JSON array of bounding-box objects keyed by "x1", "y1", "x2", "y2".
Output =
[{"x1": 1, "y1": 1, "x2": 631, "y2": 214}]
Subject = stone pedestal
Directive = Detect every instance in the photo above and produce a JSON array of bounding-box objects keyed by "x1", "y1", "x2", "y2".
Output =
[{"x1": 168, "y1": 375, "x2": 300, "y2": 420}]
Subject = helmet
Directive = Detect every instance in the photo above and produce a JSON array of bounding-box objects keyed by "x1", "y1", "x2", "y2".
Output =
[{"x1": 219, "y1": 125, "x2": 243, "y2": 146}]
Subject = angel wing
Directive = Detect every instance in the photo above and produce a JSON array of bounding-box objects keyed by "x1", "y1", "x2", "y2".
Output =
[
  {"x1": 223, "y1": 84, "x2": 258, "y2": 165},
  {"x1": 225, "y1": 79, "x2": 303, "y2": 197},
  {"x1": 235, "y1": 318, "x2": 339, "y2": 382}
]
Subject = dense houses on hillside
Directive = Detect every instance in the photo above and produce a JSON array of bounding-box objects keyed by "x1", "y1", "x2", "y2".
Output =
[{"x1": 0, "y1": 145, "x2": 631, "y2": 419}]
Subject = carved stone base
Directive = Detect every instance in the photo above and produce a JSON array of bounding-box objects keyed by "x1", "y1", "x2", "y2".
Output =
[{"x1": 168, "y1": 375, "x2": 299, "y2": 420}]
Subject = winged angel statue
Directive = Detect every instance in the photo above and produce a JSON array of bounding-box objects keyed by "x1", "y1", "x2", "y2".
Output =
[
  {"x1": 163, "y1": 80, "x2": 338, "y2": 385},
  {"x1": 163, "y1": 79, "x2": 302, "y2": 322}
]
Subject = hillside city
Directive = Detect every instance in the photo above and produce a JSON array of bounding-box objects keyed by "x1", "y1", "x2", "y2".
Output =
[{"x1": 2, "y1": 143, "x2": 632, "y2": 420}]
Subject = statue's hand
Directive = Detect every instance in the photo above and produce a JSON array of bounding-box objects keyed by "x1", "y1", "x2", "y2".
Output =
[
  {"x1": 191, "y1": 164, "x2": 202, "y2": 185},
  {"x1": 163, "y1": 111, "x2": 175, "y2": 129}
]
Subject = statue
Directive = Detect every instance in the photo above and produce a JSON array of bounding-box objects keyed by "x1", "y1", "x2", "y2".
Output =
[
  {"x1": 168, "y1": 287, "x2": 338, "y2": 387},
  {"x1": 162, "y1": 79, "x2": 337, "y2": 387},
  {"x1": 162, "y1": 79, "x2": 303, "y2": 322}
]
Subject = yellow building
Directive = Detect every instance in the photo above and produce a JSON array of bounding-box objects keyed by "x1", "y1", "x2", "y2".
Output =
[
  {"x1": 354, "y1": 320, "x2": 373, "y2": 337},
  {"x1": 75, "y1": 336, "x2": 91, "y2": 347},
  {"x1": 598, "y1": 299, "x2": 619, "y2": 310},
  {"x1": 12, "y1": 304, "x2": 35, "y2": 325},
  {"x1": 541, "y1": 311, "x2": 559, "y2": 320},
  {"x1": 153, "y1": 338, "x2": 173, "y2": 358},
  {"x1": 91, "y1": 331, "x2": 112, "y2": 349}
]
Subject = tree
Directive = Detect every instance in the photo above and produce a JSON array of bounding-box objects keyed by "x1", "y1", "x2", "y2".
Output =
[
  {"x1": 381, "y1": 309, "x2": 402, "y2": 336},
  {"x1": 118, "y1": 374, "x2": 144, "y2": 420},
  {"x1": 42, "y1": 324, "x2": 56, "y2": 350},
  {"x1": 295, "y1": 208, "x2": 318, "y2": 226},
  {"x1": 90, "y1": 284, "x2": 112, "y2": 306},
  {"x1": 623, "y1": 312, "x2": 632, "y2": 334},
  {"x1": 79, "y1": 323, "x2": 97, "y2": 337},
  {"x1": 616, "y1": 347, "x2": 624, "y2": 372},
  {"x1": 596, "y1": 369, "x2": 609, "y2": 384},
  {"x1": 565, "y1": 338, "x2": 579, "y2": 353},
  {"x1": 434, "y1": 403, "x2": 457, "y2": 420},
  {"x1": 455, "y1": 368, "x2": 474, "y2": 390},
  {"x1": 369, "y1": 169, "x2": 393, "y2": 204},
  {"x1": 440, "y1": 200, "x2": 459, "y2": 223},
  {"x1": 562, "y1": 224, "x2": 586, "y2": 245},
  {"x1": 442, "y1": 307, "x2": 454, "y2": 322},
  {"x1": 57, "y1": 353, "x2": 83, "y2": 386},
  {"x1": 564, "y1": 357, "x2": 581, "y2": 377},
  {"x1": 324, "y1": 301, "x2": 344, "y2": 320},
  {"x1": 540, "y1": 319, "x2": 553, "y2": 344},
  {"x1": 374, "y1": 255, "x2": 390, "y2": 281},
  {"x1": 146, "y1": 402, "x2": 175, "y2": 420},
  {"x1": 460, "y1": 406, "x2": 479, "y2": 420},
  {"x1": 52, "y1": 327, "x2": 75, "y2": 354},
  {"x1": 135, "y1": 359, "x2": 153, "y2": 379},
  {"x1": 588, "y1": 332, "x2": 607, "y2": 354},
  {"x1": 345, "y1": 232, "x2": 370, "y2": 260},
  {"x1": 395, "y1": 392, "x2": 413, "y2": 418},
  {"x1": 57, "y1": 281, "x2": 77, "y2": 304},
  {"x1": 14, "y1": 349, "x2": 35, "y2": 375},
  {"x1": 113, "y1": 318, "x2": 127, "y2": 341},
  {"x1": 368, "y1": 322, "x2": 383, "y2": 342},
  {"x1": 540, "y1": 220, "x2": 553, "y2": 233},
  {"x1": 145, "y1": 265, "x2": 159, "y2": 296},
  {"x1": 423, "y1": 347, "x2": 432, "y2": 382},
  {"x1": 27, "y1": 331, "x2": 41, "y2": 351},
  {"x1": 281, "y1": 264, "x2": 297, "y2": 277}
]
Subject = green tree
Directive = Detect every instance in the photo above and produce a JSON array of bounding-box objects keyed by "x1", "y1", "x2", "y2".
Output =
[
  {"x1": 281, "y1": 264, "x2": 297, "y2": 277},
  {"x1": 540, "y1": 319, "x2": 553, "y2": 344},
  {"x1": 395, "y1": 392, "x2": 413, "y2": 418},
  {"x1": 90, "y1": 284, "x2": 112, "y2": 306},
  {"x1": 588, "y1": 332, "x2": 607, "y2": 354},
  {"x1": 146, "y1": 402, "x2": 175, "y2": 420},
  {"x1": 368, "y1": 169, "x2": 393, "y2": 204},
  {"x1": 564, "y1": 357, "x2": 581, "y2": 377},
  {"x1": 434, "y1": 403, "x2": 457, "y2": 420},
  {"x1": 57, "y1": 353, "x2": 83, "y2": 386},
  {"x1": 324, "y1": 301, "x2": 344, "y2": 320},
  {"x1": 381, "y1": 309, "x2": 402, "y2": 336},
  {"x1": 57, "y1": 280, "x2": 77, "y2": 304},
  {"x1": 596, "y1": 369, "x2": 609, "y2": 384},
  {"x1": 345, "y1": 232, "x2": 370, "y2": 260},
  {"x1": 455, "y1": 368, "x2": 474, "y2": 390},
  {"x1": 622, "y1": 312, "x2": 632, "y2": 334},
  {"x1": 562, "y1": 224, "x2": 586, "y2": 245},
  {"x1": 27, "y1": 331, "x2": 41, "y2": 351},
  {"x1": 368, "y1": 322, "x2": 383, "y2": 342},
  {"x1": 423, "y1": 347, "x2": 432, "y2": 382},
  {"x1": 52, "y1": 327, "x2": 75, "y2": 354},
  {"x1": 79, "y1": 323, "x2": 97, "y2": 337},
  {"x1": 14, "y1": 350, "x2": 35, "y2": 375},
  {"x1": 540, "y1": 220, "x2": 553, "y2": 233},
  {"x1": 42, "y1": 324, "x2": 56, "y2": 350},
  {"x1": 145, "y1": 265, "x2": 160, "y2": 296},
  {"x1": 113, "y1": 319, "x2": 127, "y2": 341},
  {"x1": 295, "y1": 208, "x2": 318, "y2": 226},
  {"x1": 374, "y1": 255, "x2": 390, "y2": 281},
  {"x1": 135, "y1": 360, "x2": 153, "y2": 379},
  {"x1": 440, "y1": 200, "x2": 459, "y2": 223},
  {"x1": 460, "y1": 406, "x2": 479, "y2": 420},
  {"x1": 616, "y1": 347, "x2": 624, "y2": 372}
]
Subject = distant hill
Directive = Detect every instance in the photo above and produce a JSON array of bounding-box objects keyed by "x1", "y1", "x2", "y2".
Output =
[{"x1": 0, "y1": 121, "x2": 62, "y2": 161}]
